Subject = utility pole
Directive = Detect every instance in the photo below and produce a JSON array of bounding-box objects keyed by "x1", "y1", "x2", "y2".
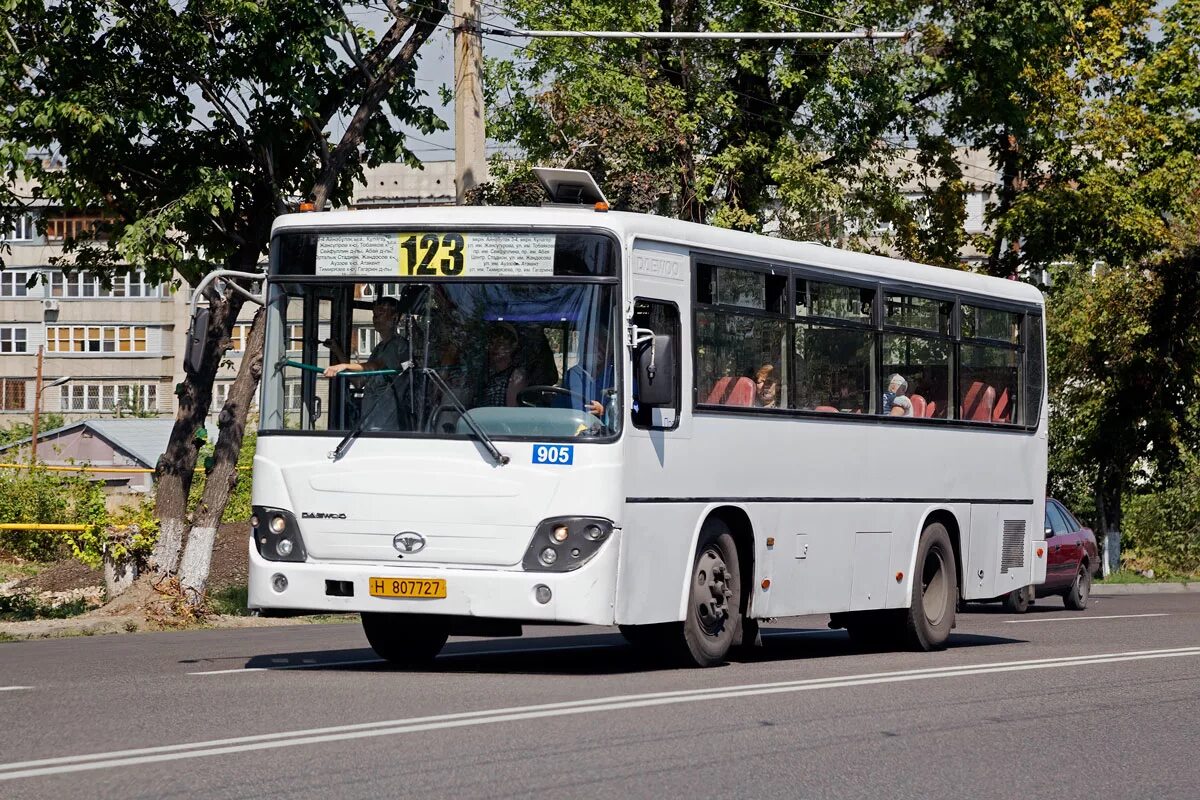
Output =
[
  {"x1": 454, "y1": 0, "x2": 486, "y2": 204},
  {"x1": 30, "y1": 345, "x2": 43, "y2": 463}
]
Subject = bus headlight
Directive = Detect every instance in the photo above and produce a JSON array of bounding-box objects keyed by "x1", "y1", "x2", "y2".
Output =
[
  {"x1": 522, "y1": 517, "x2": 614, "y2": 572},
  {"x1": 252, "y1": 505, "x2": 308, "y2": 563}
]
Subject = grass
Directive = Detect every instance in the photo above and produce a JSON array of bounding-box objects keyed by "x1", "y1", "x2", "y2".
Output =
[
  {"x1": 1097, "y1": 570, "x2": 1197, "y2": 584},
  {"x1": 208, "y1": 584, "x2": 250, "y2": 616}
]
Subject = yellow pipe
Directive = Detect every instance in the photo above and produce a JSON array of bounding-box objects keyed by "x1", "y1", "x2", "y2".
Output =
[{"x1": 0, "y1": 523, "x2": 88, "y2": 531}]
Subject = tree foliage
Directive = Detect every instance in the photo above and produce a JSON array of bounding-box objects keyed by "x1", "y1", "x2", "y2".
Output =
[{"x1": 1, "y1": 0, "x2": 449, "y2": 597}]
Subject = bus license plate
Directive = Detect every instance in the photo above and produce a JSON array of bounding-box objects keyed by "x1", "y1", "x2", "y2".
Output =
[{"x1": 368, "y1": 577, "x2": 447, "y2": 599}]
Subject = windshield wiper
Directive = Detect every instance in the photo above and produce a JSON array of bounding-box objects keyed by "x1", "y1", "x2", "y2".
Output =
[
  {"x1": 420, "y1": 368, "x2": 510, "y2": 466},
  {"x1": 329, "y1": 361, "x2": 414, "y2": 461}
]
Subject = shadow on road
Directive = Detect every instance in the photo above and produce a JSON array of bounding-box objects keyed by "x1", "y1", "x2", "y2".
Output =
[
  {"x1": 230, "y1": 626, "x2": 1023, "y2": 676},
  {"x1": 958, "y1": 600, "x2": 1070, "y2": 615}
]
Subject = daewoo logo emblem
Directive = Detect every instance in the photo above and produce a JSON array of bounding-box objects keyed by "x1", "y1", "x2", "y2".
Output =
[{"x1": 393, "y1": 531, "x2": 426, "y2": 554}]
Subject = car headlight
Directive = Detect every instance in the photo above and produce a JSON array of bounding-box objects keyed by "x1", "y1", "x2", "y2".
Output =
[
  {"x1": 252, "y1": 505, "x2": 308, "y2": 562},
  {"x1": 522, "y1": 517, "x2": 614, "y2": 572}
]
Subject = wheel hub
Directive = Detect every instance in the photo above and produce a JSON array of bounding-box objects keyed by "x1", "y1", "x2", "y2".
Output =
[{"x1": 695, "y1": 550, "x2": 732, "y2": 635}]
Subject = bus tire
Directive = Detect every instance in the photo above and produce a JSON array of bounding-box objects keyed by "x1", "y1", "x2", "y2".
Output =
[
  {"x1": 1002, "y1": 586, "x2": 1032, "y2": 613},
  {"x1": 680, "y1": 518, "x2": 743, "y2": 667},
  {"x1": 901, "y1": 522, "x2": 957, "y2": 651},
  {"x1": 361, "y1": 612, "x2": 449, "y2": 667}
]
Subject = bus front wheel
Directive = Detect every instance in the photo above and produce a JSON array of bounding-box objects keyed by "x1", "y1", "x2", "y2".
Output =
[
  {"x1": 680, "y1": 519, "x2": 743, "y2": 667},
  {"x1": 361, "y1": 612, "x2": 449, "y2": 667},
  {"x1": 902, "y1": 522, "x2": 957, "y2": 651}
]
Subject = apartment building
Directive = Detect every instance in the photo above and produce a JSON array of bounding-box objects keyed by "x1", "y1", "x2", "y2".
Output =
[
  {"x1": 0, "y1": 160, "x2": 458, "y2": 427},
  {"x1": 2, "y1": 154, "x2": 997, "y2": 425}
]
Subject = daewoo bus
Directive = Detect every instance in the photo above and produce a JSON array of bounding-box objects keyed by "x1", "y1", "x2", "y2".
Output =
[{"x1": 221, "y1": 170, "x2": 1048, "y2": 667}]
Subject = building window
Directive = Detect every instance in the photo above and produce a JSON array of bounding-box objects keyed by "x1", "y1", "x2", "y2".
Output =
[
  {"x1": 47, "y1": 325, "x2": 149, "y2": 353},
  {"x1": 356, "y1": 326, "x2": 379, "y2": 357},
  {"x1": 46, "y1": 270, "x2": 165, "y2": 299},
  {"x1": 65, "y1": 383, "x2": 158, "y2": 413},
  {"x1": 43, "y1": 216, "x2": 106, "y2": 242},
  {"x1": 4, "y1": 214, "x2": 34, "y2": 242},
  {"x1": 0, "y1": 380, "x2": 26, "y2": 411},
  {"x1": 0, "y1": 326, "x2": 28, "y2": 353},
  {"x1": 232, "y1": 323, "x2": 298, "y2": 353},
  {"x1": 0, "y1": 271, "x2": 31, "y2": 297}
]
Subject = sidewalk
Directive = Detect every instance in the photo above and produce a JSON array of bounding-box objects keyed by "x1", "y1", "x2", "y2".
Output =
[{"x1": 1092, "y1": 581, "x2": 1200, "y2": 595}]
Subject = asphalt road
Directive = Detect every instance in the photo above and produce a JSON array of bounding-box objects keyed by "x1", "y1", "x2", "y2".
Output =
[{"x1": 1, "y1": 594, "x2": 1198, "y2": 800}]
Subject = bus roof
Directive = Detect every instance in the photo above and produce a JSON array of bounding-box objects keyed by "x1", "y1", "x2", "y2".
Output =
[{"x1": 273, "y1": 206, "x2": 1044, "y2": 307}]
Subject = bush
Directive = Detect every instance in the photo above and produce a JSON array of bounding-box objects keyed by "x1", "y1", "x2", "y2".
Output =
[
  {"x1": 1123, "y1": 458, "x2": 1200, "y2": 576},
  {"x1": 0, "y1": 467, "x2": 106, "y2": 563}
]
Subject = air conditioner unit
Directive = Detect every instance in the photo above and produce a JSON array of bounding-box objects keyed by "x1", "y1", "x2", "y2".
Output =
[{"x1": 41, "y1": 298, "x2": 60, "y2": 312}]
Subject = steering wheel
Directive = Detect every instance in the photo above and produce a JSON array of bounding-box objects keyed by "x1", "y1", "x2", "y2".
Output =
[{"x1": 518, "y1": 385, "x2": 585, "y2": 408}]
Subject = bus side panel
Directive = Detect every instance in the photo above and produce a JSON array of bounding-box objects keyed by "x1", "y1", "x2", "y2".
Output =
[
  {"x1": 615, "y1": 503, "x2": 702, "y2": 625},
  {"x1": 963, "y1": 503, "x2": 1037, "y2": 600}
]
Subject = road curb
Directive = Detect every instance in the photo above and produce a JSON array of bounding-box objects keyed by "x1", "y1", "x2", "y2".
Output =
[
  {"x1": 0, "y1": 612, "x2": 356, "y2": 641},
  {"x1": 1092, "y1": 582, "x2": 1199, "y2": 595}
]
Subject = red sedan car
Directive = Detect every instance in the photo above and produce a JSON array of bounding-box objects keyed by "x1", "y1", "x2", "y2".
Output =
[{"x1": 999, "y1": 498, "x2": 1101, "y2": 613}]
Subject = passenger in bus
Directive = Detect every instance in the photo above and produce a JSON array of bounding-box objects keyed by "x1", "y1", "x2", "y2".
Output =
[
  {"x1": 322, "y1": 296, "x2": 412, "y2": 429},
  {"x1": 475, "y1": 322, "x2": 528, "y2": 407},
  {"x1": 883, "y1": 373, "x2": 914, "y2": 417},
  {"x1": 754, "y1": 364, "x2": 779, "y2": 408}
]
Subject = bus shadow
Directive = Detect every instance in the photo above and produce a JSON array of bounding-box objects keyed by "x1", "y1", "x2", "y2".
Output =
[
  {"x1": 235, "y1": 627, "x2": 1023, "y2": 676},
  {"x1": 959, "y1": 601, "x2": 1068, "y2": 616}
]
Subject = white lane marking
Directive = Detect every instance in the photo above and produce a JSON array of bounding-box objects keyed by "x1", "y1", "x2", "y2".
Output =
[
  {"x1": 187, "y1": 643, "x2": 607, "y2": 675},
  {"x1": 1004, "y1": 613, "x2": 1170, "y2": 624},
  {"x1": 0, "y1": 687, "x2": 31, "y2": 693},
  {"x1": 5, "y1": 645, "x2": 1199, "y2": 781}
]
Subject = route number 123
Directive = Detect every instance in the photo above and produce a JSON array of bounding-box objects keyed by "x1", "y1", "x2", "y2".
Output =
[{"x1": 399, "y1": 233, "x2": 465, "y2": 277}]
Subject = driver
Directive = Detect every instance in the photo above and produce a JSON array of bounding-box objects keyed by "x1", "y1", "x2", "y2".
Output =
[
  {"x1": 323, "y1": 297, "x2": 410, "y2": 429},
  {"x1": 556, "y1": 321, "x2": 615, "y2": 417}
]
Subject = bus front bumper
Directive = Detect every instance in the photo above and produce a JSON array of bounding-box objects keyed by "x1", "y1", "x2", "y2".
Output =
[{"x1": 246, "y1": 533, "x2": 620, "y2": 626}]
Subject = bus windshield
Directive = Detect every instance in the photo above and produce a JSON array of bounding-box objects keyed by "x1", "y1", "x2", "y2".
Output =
[{"x1": 260, "y1": 280, "x2": 621, "y2": 440}]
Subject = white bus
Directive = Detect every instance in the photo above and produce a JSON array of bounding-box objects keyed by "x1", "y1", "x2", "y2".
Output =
[{"x1": 237, "y1": 175, "x2": 1048, "y2": 667}]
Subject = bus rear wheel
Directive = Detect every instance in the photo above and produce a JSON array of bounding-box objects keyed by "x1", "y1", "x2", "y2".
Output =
[
  {"x1": 680, "y1": 519, "x2": 743, "y2": 667},
  {"x1": 361, "y1": 612, "x2": 449, "y2": 667},
  {"x1": 901, "y1": 522, "x2": 957, "y2": 651}
]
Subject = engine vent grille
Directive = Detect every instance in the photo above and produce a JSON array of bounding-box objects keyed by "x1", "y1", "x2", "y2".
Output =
[{"x1": 1001, "y1": 520, "x2": 1026, "y2": 574}]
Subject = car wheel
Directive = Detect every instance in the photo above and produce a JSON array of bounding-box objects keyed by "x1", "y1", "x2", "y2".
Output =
[
  {"x1": 680, "y1": 519, "x2": 742, "y2": 667},
  {"x1": 1003, "y1": 586, "x2": 1032, "y2": 613},
  {"x1": 361, "y1": 612, "x2": 449, "y2": 667},
  {"x1": 901, "y1": 522, "x2": 957, "y2": 651},
  {"x1": 1064, "y1": 563, "x2": 1091, "y2": 610}
]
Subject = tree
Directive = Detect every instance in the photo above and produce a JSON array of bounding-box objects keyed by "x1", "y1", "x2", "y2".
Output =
[
  {"x1": 1000, "y1": 0, "x2": 1200, "y2": 544},
  {"x1": 1, "y1": 0, "x2": 449, "y2": 601},
  {"x1": 484, "y1": 1, "x2": 932, "y2": 237}
]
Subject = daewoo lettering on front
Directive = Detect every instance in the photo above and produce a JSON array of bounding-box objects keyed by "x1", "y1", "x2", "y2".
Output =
[{"x1": 194, "y1": 169, "x2": 1048, "y2": 667}]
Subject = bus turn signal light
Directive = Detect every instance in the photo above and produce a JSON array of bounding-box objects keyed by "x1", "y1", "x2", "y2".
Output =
[
  {"x1": 761, "y1": 579, "x2": 770, "y2": 590},
  {"x1": 895, "y1": 571, "x2": 904, "y2": 582},
  {"x1": 1036, "y1": 547, "x2": 1045, "y2": 557},
  {"x1": 594, "y1": 201, "x2": 609, "y2": 212}
]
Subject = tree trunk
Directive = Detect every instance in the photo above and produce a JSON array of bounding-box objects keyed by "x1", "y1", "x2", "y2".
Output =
[
  {"x1": 1093, "y1": 462, "x2": 1124, "y2": 576},
  {"x1": 150, "y1": 287, "x2": 245, "y2": 576},
  {"x1": 179, "y1": 307, "x2": 266, "y2": 602}
]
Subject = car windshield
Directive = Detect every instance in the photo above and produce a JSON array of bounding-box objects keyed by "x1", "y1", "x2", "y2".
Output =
[{"x1": 260, "y1": 280, "x2": 621, "y2": 440}]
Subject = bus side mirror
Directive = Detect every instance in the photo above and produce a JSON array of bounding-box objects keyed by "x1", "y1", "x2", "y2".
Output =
[
  {"x1": 183, "y1": 306, "x2": 210, "y2": 375},
  {"x1": 635, "y1": 334, "x2": 675, "y2": 408}
]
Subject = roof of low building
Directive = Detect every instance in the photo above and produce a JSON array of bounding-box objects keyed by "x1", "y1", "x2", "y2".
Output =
[{"x1": 0, "y1": 419, "x2": 176, "y2": 468}]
